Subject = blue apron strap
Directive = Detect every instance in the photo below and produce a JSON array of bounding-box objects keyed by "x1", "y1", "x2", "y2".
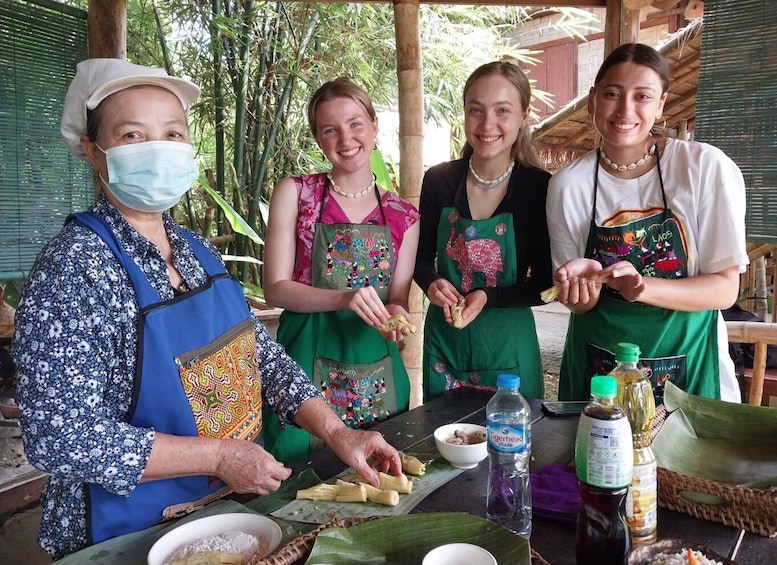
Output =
[
  {"x1": 178, "y1": 230, "x2": 227, "y2": 278},
  {"x1": 68, "y1": 212, "x2": 161, "y2": 308},
  {"x1": 67, "y1": 212, "x2": 229, "y2": 307}
]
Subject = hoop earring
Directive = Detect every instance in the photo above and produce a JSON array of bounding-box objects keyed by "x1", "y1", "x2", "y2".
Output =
[
  {"x1": 586, "y1": 114, "x2": 595, "y2": 131},
  {"x1": 651, "y1": 117, "x2": 667, "y2": 136}
]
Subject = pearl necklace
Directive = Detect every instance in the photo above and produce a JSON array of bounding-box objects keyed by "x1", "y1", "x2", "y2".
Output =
[
  {"x1": 600, "y1": 143, "x2": 657, "y2": 172},
  {"x1": 327, "y1": 173, "x2": 375, "y2": 199},
  {"x1": 468, "y1": 158, "x2": 515, "y2": 190}
]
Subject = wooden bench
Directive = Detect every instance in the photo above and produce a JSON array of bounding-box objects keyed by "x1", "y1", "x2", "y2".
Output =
[{"x1": 726, "y1": 321, "x2": 777, "y2": 406}]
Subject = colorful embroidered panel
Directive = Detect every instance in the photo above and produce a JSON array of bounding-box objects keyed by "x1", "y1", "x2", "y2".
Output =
[
  {"x1": 313, "y1": 355, "x2": 398, "y2": 429},
  {"x1": 178, "y1": 320, "x2": 263, "y2": 442}
]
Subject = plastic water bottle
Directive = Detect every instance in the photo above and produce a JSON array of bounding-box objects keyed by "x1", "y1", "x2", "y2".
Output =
[{"x1": 486, "y1": 373, "x2": 532, "y2": 538}]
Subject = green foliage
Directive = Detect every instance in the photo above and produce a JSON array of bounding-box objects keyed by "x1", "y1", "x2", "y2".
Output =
[{"x1": 54, "y1": 1, "x2": 599, "y2": 289}]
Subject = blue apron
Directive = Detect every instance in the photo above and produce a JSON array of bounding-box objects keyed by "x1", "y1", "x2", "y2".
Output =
[{"x1": 71, "y1": 212, "x2": 263, "y2": 544}]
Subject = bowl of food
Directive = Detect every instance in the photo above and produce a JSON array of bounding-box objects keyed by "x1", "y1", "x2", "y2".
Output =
[
  {"x1": 434, "y1": 423, "x2": 487, "y2": 469},
  {"x1": 422, "y1": 542, "x2": 497, "y2": 565},
  {"x1": 628, "y1": 539, "x2": 736, "y2": 565},
  {"x1": 147, "y1": 512, "x2": 282, "y2": 565}
]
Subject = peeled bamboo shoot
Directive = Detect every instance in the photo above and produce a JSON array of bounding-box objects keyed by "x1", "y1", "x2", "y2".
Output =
[
  {"x1": 340, "y1": 471, "x2": 412, "y2": 494},
  {"x1": 166, "y1": 552, "x2": 243, "y2": 565},
  {"x1": 296, "y1": 483, "x2": 339, "y2": 501},
  {"x1": 335, "y1": 483, "x2": 368, "y2": 502},
  {"x1": 377, "y1": 472, "x2": 412, "y2": 494},
  {"x1": 359, "y1": 482, "x2": 400, "y2": 506},
  {"x1": 399, "y1": 452, "x2": 426, "y2": 476}
]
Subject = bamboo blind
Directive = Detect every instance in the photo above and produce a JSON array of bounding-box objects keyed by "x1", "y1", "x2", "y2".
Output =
[
  {"x1": 0, "y1": 0, "x2": 90, "y2": 280},
  {"x1": 695, "y1": 0, "x2": 777, "y2": 244}
]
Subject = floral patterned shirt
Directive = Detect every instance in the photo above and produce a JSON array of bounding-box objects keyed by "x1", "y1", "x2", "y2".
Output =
[{"x1": 11, "y1": 196, "x2": 320, "y2": 559}]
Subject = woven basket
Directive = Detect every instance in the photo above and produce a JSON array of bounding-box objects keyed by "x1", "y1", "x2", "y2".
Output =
[{"x1": 652, "y1": 405, "x2": 777, "y2": 537}]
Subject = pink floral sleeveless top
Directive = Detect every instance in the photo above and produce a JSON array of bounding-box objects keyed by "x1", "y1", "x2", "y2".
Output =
[{"x1": 291, "y1": 173, "x2": 419, "y2": 285}]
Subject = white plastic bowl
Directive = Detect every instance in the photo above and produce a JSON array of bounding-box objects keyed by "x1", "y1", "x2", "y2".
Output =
[
  {"x1": 433, "y1": 423, "x2": 487, "y2": 469},
  {"x1": 147, "y1": 512, "x2": 282, "y2": 565},
  {"x1": 423, "y1": 542, "x2": 497, "y2": 565}
]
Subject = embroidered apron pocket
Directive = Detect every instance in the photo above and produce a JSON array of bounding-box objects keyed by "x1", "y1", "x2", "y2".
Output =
[
  {"x1": 175, "y1": 317, "x2": 263, "y2": 442},
  {"x1": 587, "y1": 343, "x2": 686, "y2": 405},
  {"x1": 313, "y1": 355, "x2": 398, "y2": 432}
]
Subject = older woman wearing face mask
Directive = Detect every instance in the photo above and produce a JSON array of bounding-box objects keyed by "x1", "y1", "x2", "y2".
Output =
[{"x1": 11, "y1": 58, "x2": 400, "y2": 560}]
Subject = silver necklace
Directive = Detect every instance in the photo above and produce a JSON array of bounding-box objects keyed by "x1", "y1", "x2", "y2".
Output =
[
  {"x1": 600, "y1": 143, "x2": 656, "y2": 172},
  {"x1": 327, "y1": 173, "x2": 375, "y2": 199},
  {"x1": 468, "y1": 158, "x2": 514, "y2": 190}
]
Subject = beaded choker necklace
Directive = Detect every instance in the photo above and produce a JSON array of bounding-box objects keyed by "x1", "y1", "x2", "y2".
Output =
[
  {"x1": 600, "y1": 143, "x2": 657, "y2": 172},
  {"x1": 327, "y1": 173, "x2": 375, "y2": 199},
  {"x1": 468, "y1": 158, "x2": 514, "y2": 190}
]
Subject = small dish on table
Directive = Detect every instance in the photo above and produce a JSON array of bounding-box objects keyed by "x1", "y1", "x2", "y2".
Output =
[
  {"x1": 147, "y1": 512, "x2": 282, "y2": 565},
  {"x1": 628, "y1": 538, "x2": 736, "y2": 565},
  {"x1": 433, "y1": 423, "x2": 487, "y2": 469},
  {"x1": 423, "y1": 542, "x2": 497, "y2": 565}
]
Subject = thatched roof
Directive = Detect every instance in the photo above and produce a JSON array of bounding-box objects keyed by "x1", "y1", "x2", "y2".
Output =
[{"x1": 534, "y1": 18, "x2": 703, "y2": 171}]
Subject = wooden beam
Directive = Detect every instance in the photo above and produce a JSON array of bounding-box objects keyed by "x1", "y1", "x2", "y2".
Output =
[{"x1": 306, "y1": 0, "x2": 606, "y2": 4}]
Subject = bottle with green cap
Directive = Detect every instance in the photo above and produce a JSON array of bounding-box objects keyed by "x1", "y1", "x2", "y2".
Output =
[
  {"x1": 575, "y1": 375, "x2": 633, "y2": 565},
  {"x1": 609, "y1": 342, "x2": 657, "y2": 546}
]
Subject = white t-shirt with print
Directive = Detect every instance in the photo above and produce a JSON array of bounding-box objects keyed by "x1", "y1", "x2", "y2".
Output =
[{"x1": 546, "y1": 137, "x2": 749, "y2": 403}]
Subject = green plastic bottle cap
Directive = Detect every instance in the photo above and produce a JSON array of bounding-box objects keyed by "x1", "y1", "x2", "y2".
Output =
[
  {"x1": 497, "y1": 373, "x2": 520, "y2": 389},
  {"x1": 615, "y1": 342, "x2": 640, "y2": 363},
  {"x1": 591, "y1": 375, "x2": 617, "y2": 398}
]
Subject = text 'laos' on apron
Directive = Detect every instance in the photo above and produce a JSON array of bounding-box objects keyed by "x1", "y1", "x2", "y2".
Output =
[{"x1": 559, "y1": 147, "x2": 719, "y2": 402}]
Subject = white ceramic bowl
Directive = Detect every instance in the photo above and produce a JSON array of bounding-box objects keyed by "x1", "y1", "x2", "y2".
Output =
[
  {"x1": 433, "y1": 423, "x2": 487, "y2": 469},
  {"x1": 147, "y1": 512, "x2": 282, "y2": 565},
  {"x1": 423, "y1": 542, "x2": 497, "y2": 565}
]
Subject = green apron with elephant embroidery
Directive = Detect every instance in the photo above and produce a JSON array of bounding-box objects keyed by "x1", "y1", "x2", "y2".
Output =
[
  {"x1": 422, "y1": 184, "x2": 544, "y2": 403},
  {"x1": 559, "y1": 148, "x2": 720, "y2": 403},
  {"x1": 262, "y1": 184, "x2": 410, "y2": 464}
]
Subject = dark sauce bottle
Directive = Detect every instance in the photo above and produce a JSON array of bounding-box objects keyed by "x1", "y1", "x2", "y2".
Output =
[{"x1": 574, "y1": 375, "x2": 633, "y2": 565}]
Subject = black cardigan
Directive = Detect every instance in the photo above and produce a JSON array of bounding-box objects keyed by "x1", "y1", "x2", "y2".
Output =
[{"x1": 413, "y1": 158, "x2": 553, "y2": 308}]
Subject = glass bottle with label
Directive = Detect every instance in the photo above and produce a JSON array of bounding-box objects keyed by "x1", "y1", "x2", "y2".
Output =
[
  {"x1": 575, "y1": 375, "x2": 633, "y2": 565},
  {"x1": 610, "y1": 342, "x2": 658, "y2": 545}
]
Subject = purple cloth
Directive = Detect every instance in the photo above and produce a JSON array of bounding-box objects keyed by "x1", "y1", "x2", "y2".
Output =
[{"x1": 530, "y1": 463, "x2": 581, "y2": 523}]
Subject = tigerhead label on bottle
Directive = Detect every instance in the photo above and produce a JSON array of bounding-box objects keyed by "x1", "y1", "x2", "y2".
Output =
[{"x1": 487, "y1": 417, "x2": 529, "y2": 454}]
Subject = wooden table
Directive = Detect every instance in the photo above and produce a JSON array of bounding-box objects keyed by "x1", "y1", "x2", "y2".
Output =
[
  {"x1": 289, "y1": 388, "x2": 774, "y2": 564},
  {"x1": 53, "y1": 388, "x2": 774, "y2": 564}
]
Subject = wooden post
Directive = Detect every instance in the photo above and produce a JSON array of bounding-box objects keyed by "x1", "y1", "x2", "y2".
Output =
[
  {"x1": 87, "y1": 0, "x2": 126, "y2": 59},
  {"x1": 86, "y1": 0, "x2": 126, "y2": 197},
  {"x1": 393, "y1": 0, "x2": 425, "y2": 408},
  {"x1": 604, "y1": 0, "x2": 641, "y2": 57}
]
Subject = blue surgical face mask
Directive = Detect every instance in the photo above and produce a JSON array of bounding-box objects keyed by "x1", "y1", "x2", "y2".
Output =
[{"x1": 97, "y1": 141, "x2": 199, "y2": 213}]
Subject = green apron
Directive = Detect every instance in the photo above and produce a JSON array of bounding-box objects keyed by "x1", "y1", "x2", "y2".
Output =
[
  {"x1": 559, "y1": 148, "x2": 720, "y2": 402},
  {"x1": 263, "y1": 185, "x2": 410, "y2": 464},
  {"x1": 423, "y1": 196, "x2": 544, "y2": 402}
]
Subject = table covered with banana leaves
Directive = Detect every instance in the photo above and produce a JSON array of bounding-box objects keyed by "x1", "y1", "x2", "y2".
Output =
[{"x1": 54, "y1": 388, "x2": 775, "y2": 564}]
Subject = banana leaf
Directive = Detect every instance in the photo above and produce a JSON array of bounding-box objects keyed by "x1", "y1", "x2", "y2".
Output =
[
  {"x1": 653, "y1": 382, "x2": 777, "y2": 487},
  {"x1": 371, "y1": 149, "x2": 397, "y2": 194},
  {"x1": 305, "y1": 513, "x2": 531, "y2": 565},
  {"x1": 197, "y1": 174, "x2": 263, "y2": 245},
  {"x1": 272, "y1": 455, "x2": 464, "y2": 524}
]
